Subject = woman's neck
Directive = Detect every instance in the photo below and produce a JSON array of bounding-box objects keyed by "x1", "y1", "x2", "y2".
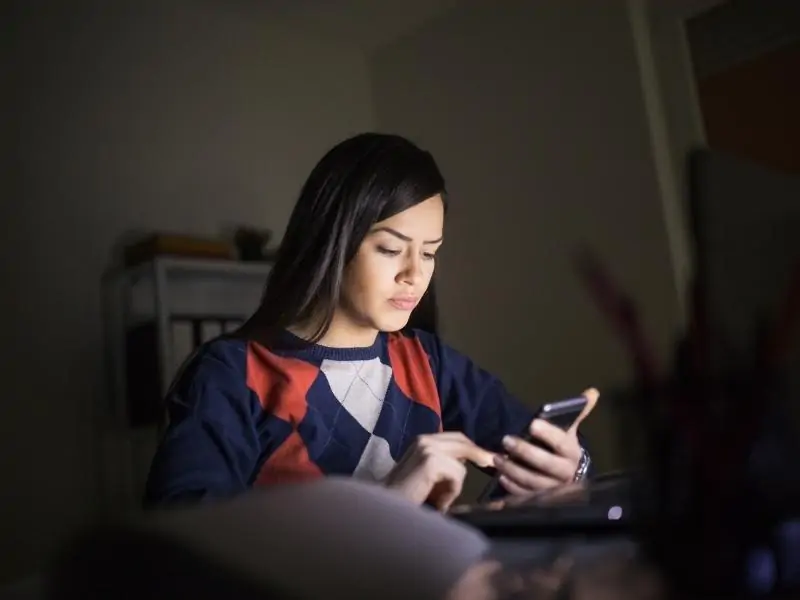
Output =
[{"x1": 288, "y1": 314, "x2": 379, "y2": 349}]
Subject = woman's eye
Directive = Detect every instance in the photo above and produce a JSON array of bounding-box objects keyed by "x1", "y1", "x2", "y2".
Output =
[
  {"x1": 422, "y1": 252, "x2": 436, "y2": 261},
  {"x1": 377, "y1": 247, "x2": 401, "y2": 256}
]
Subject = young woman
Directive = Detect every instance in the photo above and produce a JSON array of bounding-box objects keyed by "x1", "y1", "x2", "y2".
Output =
[{"x1": 144, "y1": 133, "x2": 597, "y2": 511}]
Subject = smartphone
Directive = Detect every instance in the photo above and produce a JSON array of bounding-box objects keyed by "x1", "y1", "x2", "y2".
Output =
[{"x1": 476, "y1": 396, "x2": 588, "y2": 503}]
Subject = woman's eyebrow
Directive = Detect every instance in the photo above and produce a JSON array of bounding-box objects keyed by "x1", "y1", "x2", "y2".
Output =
[{"x1": 371, "y1": 226, "x2": 443, "y2": 245}]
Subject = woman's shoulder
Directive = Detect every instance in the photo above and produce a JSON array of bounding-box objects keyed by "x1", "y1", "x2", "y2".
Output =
[{"x1": 169, "y1": 335, "x2": 250, "y2": 395}]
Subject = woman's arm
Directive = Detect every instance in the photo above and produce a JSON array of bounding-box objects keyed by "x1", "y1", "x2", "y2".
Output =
[
  {"x1": 143, "y1": 348, "x2": 262, "y2": 508},
  {"x1": 411, "y1": 330, "x2": 534, "y2": 452},
  {"x1": 412, "y1": 330, "x2": 593, "y2": 477}
]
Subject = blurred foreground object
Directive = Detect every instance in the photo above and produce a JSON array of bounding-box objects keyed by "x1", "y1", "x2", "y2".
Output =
[
  {"x1": 574, "y1": 243, "x2": 800, "y2": 597},
  {"x1": 47, "y1": 478, "x2": 489, "y2": 600}
]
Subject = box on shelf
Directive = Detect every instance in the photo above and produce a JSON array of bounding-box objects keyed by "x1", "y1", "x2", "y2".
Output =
[{"x1": 124, "y1": 233, "x2": 235, "y2": 268}]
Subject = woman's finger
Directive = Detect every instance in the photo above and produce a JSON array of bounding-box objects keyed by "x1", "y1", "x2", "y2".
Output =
[
  {"x1": 427, "y1": 456, "x2": 467, "y2": 510},
  {"x1": 502, "y1": 435, "x2": 575, "y2": 480},
  {"x1": 416, "y1": 434, "x2": 496, "y2": 468},
  {"x1": 498, "y1": 474, "x2": 529, "y2": 496},
  {"x1": 436, "y1": 439, "x2": 497, "y2": 468},
  {"x1": 493, "y1": 455, "x2": 562, "y2": 491},
  {"x1": 528, "y1": 420, "x2": 579, "y2": 461},
  {"x1": 570, "y1": 387, "x2": 600, "y2": 433}
]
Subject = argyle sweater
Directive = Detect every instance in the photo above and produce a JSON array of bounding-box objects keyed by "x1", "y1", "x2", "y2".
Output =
[{"x1": 144, "y1": 329, "x2": 564, "y2": 507}]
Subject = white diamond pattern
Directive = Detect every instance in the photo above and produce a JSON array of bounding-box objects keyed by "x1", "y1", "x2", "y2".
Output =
[
  {"x1": 353, "y1": 435, "x2": 396, "y2": 482},
  {"x1": 320, "y1": 358, "x2": 392, "y2": 432},
  {"x1": 320, "y1": 357, "x2": 396, "y2": 481}
]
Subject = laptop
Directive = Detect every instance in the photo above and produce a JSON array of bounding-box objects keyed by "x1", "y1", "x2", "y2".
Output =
[{"x1": 448, "y1": 473, "x2": 634, "y2": 537}]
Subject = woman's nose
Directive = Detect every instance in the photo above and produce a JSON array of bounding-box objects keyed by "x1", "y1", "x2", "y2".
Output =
[{"x1": 398, "y1": 256, "x2": 424, "y2": 285}]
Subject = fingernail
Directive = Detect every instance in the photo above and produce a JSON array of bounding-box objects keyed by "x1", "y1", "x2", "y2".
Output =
[
  {"x1": 530, "y1": 420, "x2": 541, "y2": 433},
  {"x1": 502, "y1": 435, "x2": 516, "y2": 449}
]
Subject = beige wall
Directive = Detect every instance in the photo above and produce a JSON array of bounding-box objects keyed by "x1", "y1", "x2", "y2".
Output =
[
  {"x1": 4, "y1": 0, "x2": 375, "y2": 581},
  {"x1": 370, "y1": 0, "x2": 683, "y2": 491}
]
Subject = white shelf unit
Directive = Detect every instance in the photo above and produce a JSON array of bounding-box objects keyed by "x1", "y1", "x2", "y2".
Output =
[{"x1": 100, "y1": 256, "x2": 272, "y2": 511}]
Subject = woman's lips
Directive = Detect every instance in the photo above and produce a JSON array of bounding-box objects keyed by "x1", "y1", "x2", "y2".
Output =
[{"x1": 388, "y1": 297, "x2": 419, "y2": 311}]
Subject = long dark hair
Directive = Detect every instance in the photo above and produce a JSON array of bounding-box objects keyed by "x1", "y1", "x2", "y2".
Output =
[{"x1": 254, "y1": 133, "x2": 447, "y2": 343}]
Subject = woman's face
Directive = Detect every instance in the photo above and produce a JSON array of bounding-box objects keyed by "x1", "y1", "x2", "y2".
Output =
[{"x1": 338, "y1": 194, "x2": 445, "y2": 336}]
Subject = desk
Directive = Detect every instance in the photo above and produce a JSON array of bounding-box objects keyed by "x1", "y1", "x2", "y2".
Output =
[
  {"x1": 448, "y1": 476, "x2": 799, "y2": 599},
  {"x1": 448, "y1": 541, "x2": 662, "y2": 600}
]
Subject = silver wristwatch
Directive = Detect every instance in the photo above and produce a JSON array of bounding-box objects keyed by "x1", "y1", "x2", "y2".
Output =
[{"x1": 573, "y1": 447, "x2": 591, "y2": 482}]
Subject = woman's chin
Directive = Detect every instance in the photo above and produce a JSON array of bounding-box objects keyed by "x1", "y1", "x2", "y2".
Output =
[{"x1": 375, "y1": 315, "x2": 412, "y2": 333}]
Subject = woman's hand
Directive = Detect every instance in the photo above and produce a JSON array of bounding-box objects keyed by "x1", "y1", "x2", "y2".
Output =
[
  {"x1": 385, "y1": 432, "x2": 496, "y2": 511},
  {"x1": 493, "y1": 388, "x2": 599, "y2": 495}
]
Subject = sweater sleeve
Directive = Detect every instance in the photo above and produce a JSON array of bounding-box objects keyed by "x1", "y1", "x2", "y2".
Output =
[
  {"x1": 412, "y1": 330, "x2": 535, "y2": 454},
  {"x1": 143, "y1": 344, "x2": 262, "y2": 509},
  {"x1": 413, "y1": 330, "x2": 592, "y2": 470}
]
